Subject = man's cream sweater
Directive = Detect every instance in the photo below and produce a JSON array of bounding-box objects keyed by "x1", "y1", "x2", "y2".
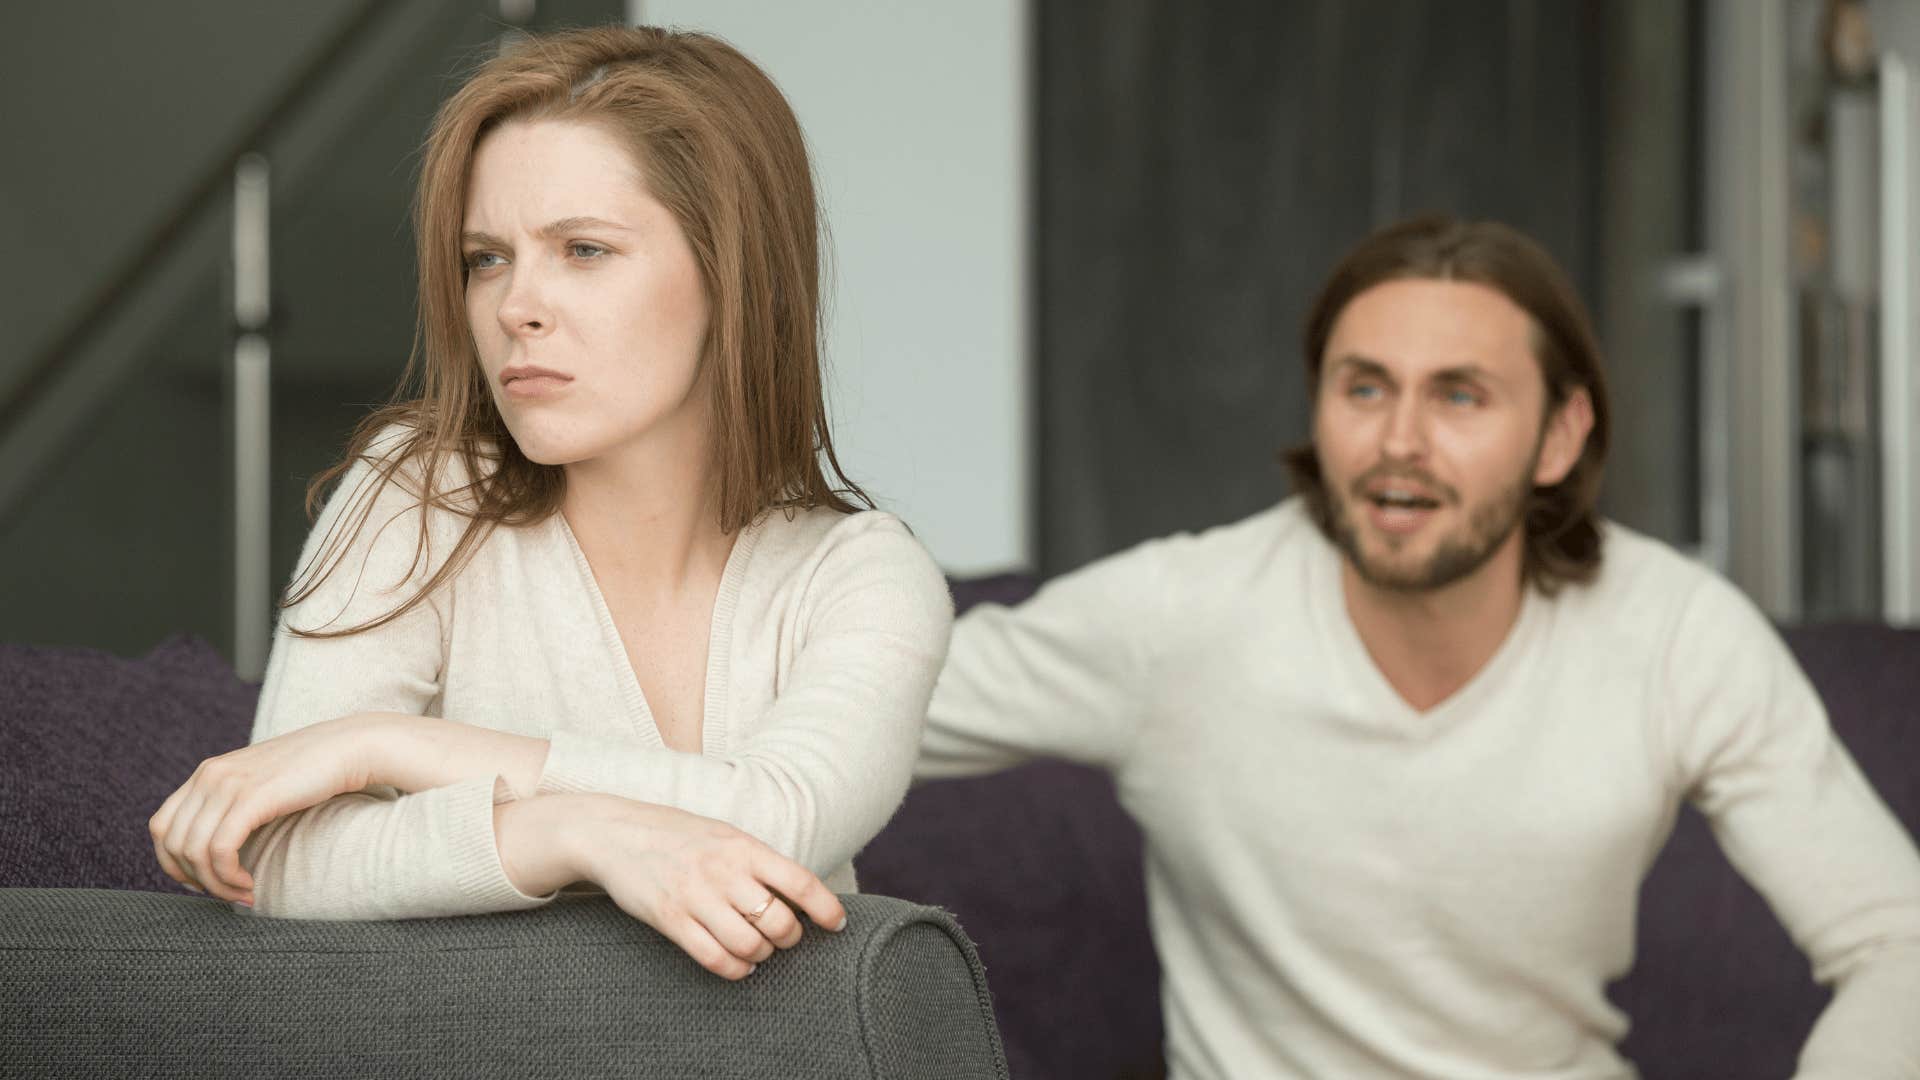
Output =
[
  {"x1": 920, "y1": 498, "x2": 1920, "y2": 1079},
  {"x1": 241, "y1": 438, "x2": 954, "y2": 919}
]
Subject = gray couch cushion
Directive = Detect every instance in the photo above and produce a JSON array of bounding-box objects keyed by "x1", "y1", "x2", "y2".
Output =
[{"x1": 0, "y1": 889, "x2": 1008, "y2": 1079}]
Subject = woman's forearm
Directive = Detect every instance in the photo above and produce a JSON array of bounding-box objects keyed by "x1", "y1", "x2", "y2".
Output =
[
  {"x1": 360, "y1": 713, "x2": 552, "y2": 799},
  {"x1": 241, "y1": 777, "x2": 552, "y2": 919},
  {"x1": 491, "y1": 791, "x2": 850, "y2": 981}
]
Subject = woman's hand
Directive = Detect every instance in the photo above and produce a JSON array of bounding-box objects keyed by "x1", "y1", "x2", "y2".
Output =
[
  {"x1": 147, "y1": 715, "x2": 383, "y2": 904},
  {"x1": 496, "y1": 793, "x2": 848, "y2": 980}
]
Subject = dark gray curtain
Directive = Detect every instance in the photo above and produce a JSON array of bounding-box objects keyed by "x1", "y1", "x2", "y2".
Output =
[{"x1": 1038, "y1": 0, "x2": 1607, "y2": 574}]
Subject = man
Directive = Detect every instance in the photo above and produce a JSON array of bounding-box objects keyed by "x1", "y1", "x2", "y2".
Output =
[{"x1": 917, "y1": 216, "x2": 1920, "y2": 1078}]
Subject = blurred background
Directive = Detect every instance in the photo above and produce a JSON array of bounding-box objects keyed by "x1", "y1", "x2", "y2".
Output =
[{"x1": 2, "y1": 0, "x2": 1916, "y2": 678}]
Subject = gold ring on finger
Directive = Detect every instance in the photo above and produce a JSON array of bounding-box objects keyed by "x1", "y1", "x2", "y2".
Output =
[{"x1": 745, "y1": 896, "x2": 775, "y2": 921}]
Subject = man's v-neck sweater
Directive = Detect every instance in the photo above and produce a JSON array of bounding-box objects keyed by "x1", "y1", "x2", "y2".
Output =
[
  {"x1": 919, "y1": 498, "x2": 1920, "y2": 1079},
  {"x1": 241, "y1": 435, "x2": 954, "y2": 919}
]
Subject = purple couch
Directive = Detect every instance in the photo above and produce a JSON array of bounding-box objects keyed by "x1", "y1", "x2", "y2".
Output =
[{"x1": 3, "y1": 575, "x2": 1917, "y2": 1079}]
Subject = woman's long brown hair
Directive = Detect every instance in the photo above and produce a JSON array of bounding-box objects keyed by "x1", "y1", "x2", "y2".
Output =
[{"x1": 284, "y1": 26, "x2": 869, "y2": 637}]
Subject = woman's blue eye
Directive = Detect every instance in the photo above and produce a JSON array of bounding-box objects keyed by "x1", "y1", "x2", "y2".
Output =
[
  {"x1": 465, "y1": 252, "x2": 504, "y2": 271},
  {"x1": 569, "y1": 242, "x2": 608, "y2": 260}
]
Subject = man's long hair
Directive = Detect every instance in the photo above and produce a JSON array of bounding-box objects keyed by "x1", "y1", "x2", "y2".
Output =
[{"x1": 1283, "y1": 215, "x2": 1612, "y2": 593}]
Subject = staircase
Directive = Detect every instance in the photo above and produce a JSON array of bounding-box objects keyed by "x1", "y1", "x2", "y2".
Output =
[{"x1": 0, "y1": 0, "x2": 623, "y2": 662}]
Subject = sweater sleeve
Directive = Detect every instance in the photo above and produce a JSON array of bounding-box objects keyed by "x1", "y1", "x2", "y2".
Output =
[
  {"x1": 241, "y1": 441, "x2": 548, "y2": 919},
  {"x1": 1662, "y1": 575, "x2": 1920, "y2": 1078},
  {"x1": 533, "y1": 515, "x2": 954, "y2": 878},
  {"x1": 915, "y1": 534, "x2": 1167, "y2": 781}
]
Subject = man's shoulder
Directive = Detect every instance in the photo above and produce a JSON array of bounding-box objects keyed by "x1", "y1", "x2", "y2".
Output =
[
  {"x1": 1022, "y1": 500, "x2": 1317, "y2": 622},
  {"x1": 1554, "y1": 520, "x2": 1766, "y2": 645},
  {"x1": 1147, "y1": 497, "x2": 1323, "y2": 570},
  {"x1": 1585, "y1": 521, "x2": 1717, "y2": 593},
  {"x1": 1059, "y1": 499, "x2": 1318, "y2": 606},
  {"x1": 1582, "y1": 518, "x2": 1720, "y2": 584}
]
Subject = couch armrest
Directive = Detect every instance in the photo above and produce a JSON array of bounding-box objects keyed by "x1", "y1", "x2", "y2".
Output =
[{"x1": 0, "y1": 888, "x2": 1008, "y2": 1079}]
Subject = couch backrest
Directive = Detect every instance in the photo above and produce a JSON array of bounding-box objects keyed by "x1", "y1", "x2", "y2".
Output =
[{"x1": 0, "y1": 889, "x2": 1010, "y2": 1079}]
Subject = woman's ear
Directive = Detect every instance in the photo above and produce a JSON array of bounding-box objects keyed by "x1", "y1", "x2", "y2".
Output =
[{"x1": 1533, "y1": 388, "x2": 1594, "y2": 488}]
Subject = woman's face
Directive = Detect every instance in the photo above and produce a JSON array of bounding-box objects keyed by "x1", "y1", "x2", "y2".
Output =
[{"x1": 462, "y1": 118, "x2": 711, "y2": 468}]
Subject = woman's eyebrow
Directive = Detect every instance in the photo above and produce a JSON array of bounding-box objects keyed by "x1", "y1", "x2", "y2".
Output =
[
  {"x1": 538, "y1": 215, "x2": 631, "y2": 238},
  {"x1": 460, "y1": 217, "x2": 633, "y2": 249}
]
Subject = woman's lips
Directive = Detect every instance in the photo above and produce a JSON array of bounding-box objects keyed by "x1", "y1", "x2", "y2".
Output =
[{"x1": 500, "y1": 368, "x2": 574, "y2": 399}]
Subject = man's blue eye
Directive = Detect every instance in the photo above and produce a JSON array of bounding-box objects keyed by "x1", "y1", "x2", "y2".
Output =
[{"x1": 1445, "y1": 388, "x2": 1480, "y2": 406}]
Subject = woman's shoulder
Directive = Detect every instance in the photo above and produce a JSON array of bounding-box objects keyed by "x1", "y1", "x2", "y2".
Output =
[
  {"x1": 342, "y1": 423, "x2": 500, "y2": 509},
  {"x1": 756, "y1": 501, "x2": 910, "y2": 540},
  {"x1": 287, "y1": 424, "x2": 515, "y2": 613},
  {"x1": 311, "y1": 424, "x2": 518, "y2": 549},
  {"x1": 744, "y1": 504, "x2": 951, "y2": 614},
  {"x1": 749, "y1": 503, "x2": 931, "y2": 568}
]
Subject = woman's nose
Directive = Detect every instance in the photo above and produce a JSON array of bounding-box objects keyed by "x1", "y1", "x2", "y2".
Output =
[{"x1": 496, "y1": 265, "x2": 550, "y2": 336}]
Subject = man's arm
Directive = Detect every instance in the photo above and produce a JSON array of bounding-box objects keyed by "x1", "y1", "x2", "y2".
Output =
[
  {"x1": 1662, "y1": 575, "x2": 1920, "y2": 1079},
  {"x1": 918, "y1": 535, "x2": 1171, "y2": 780}
]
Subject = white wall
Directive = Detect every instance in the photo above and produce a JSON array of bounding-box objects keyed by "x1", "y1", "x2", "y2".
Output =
[{"x1": 633, "y1": 0, "x2": 1031, "y2": 574}]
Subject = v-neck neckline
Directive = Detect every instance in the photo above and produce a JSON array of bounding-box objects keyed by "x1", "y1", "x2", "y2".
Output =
[
  {"x1": 554, "y1": 510, "x2": 764, "y2": 756},
  {"x1": 1309, "y1": 527, "x2": 1543, "y2": 733}
]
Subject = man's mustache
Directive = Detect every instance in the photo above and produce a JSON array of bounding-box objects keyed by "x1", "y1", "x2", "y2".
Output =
[{"x1": 1348, "y1": 464, "x2": 1460, "y2": 506}]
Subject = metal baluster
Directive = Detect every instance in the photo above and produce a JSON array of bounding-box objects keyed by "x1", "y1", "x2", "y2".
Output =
[{"x1": 233, "y1": 154, "x2": 271, "y2": 681}]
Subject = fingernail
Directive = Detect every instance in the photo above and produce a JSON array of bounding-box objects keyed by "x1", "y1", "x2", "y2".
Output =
[
  {"x1": 833, "y1": 914, "x2": 849, "y2": 932},
  {"x1": 747, "y1": 965, "x2": 758, "y2": 977}
]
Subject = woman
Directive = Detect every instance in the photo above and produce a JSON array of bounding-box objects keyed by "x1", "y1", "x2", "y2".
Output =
[{"x1": 146, "y1": 25, "x2": 953, "y2": 981}]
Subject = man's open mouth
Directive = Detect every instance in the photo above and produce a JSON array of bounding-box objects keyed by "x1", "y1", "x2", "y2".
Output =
[{"x1": 1368, "y1": 490, "x2": 1442, "y2": 510}]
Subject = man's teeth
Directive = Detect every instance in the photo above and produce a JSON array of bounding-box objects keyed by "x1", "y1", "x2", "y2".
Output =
[{"x1": 1372, "y1": 491, "x2": 1438, "y2": 509}]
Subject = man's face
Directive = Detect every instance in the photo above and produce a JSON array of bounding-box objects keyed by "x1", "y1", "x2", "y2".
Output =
[{"x1": 1312, "y1": 278, "x2": 1582, "y2": 593}]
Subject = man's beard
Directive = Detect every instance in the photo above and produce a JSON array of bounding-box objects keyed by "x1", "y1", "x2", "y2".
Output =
[{"x1": 1327, "y1": 456, "x2": 1537, "y2": 593}]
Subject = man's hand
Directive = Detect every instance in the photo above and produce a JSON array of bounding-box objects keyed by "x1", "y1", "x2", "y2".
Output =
[
  {"x1": 147, "y1": 715, "x2": 382, "y2": 904},
  {"x1": 495, "y1": 793, "x2": 848, "y2": 980}
]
